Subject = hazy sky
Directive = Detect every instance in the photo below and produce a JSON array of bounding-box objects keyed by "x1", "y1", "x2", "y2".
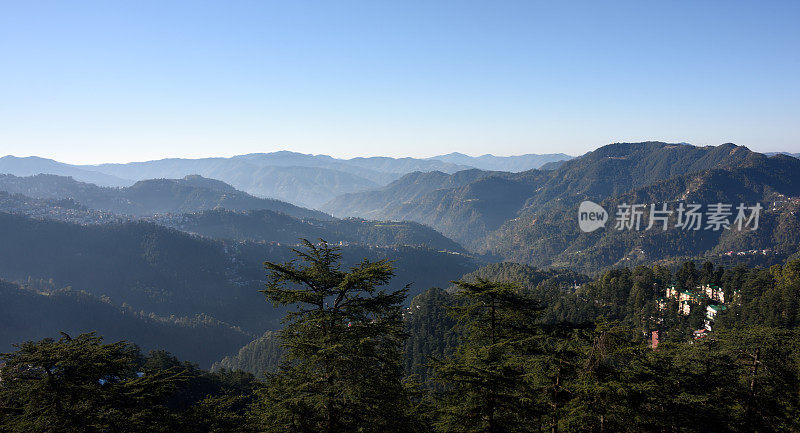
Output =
[{"x1": 1, "y1": 1, "x2": 799, "y2": 164}]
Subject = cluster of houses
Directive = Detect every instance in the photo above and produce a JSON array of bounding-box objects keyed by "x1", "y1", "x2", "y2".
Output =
[
  {"x1": 722, "y1": 249, "x2": 771, "y2": 257},
  {"x1": 657, "y1": 283, "x2": 737, "y2": 332}
]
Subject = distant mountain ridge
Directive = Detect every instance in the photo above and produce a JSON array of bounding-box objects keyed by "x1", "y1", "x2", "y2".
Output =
[
  {"x1": 0, "y1": 173, "x2": 329, "y2": 220},
  {"x1": 0, "y1": 150, "x2": 574, "y2": 208},
  {"x1": 429, "y1": 152, "x2": 572, "y2": 172},
  {"x1": 0, "y1": 155, "x2": 131, "y2": 187},
  {"x1": 0, "y1": 173, "x2": 470, "y2": 253},
  {"x1": 765, "y1": 152, "x2": 800, "y2": 159}
]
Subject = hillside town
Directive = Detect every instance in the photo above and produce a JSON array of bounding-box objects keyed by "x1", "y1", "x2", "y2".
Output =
[{"x1": 656, "y1": 282, "x2": 739, "y2": 341}]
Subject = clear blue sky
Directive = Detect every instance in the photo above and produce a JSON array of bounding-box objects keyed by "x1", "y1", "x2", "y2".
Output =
[{"x1": 1, "y1": 0, "x2": 798, "y2": 164}]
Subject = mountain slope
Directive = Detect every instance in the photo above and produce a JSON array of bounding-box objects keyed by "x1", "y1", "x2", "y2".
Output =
[
  {"x1": 518, "y1": 142, "x2": 756, "y2": 213},
  {"x1": 0, "y1": 173, "x2": 330, "y2": 219},
  {"x1": 487, "y1": 153, "x2": 800, "y2": 271},
  {"x1": 0, "y1": 212, "x2": 479, "y2": 333},
  {"x1": 0, "y1": 186, "x2": 468, "y2": 254},
  {"x1": 0, "y1": 280, "x2": 252, "y2": 367},
  {"x1": 375, "y1": 174, "x2": 546, "y2": 248},
  {"x1": 162, "y1": 209, "x2": 467, "y2": 253},
  {"x1": 322, "y1": 169, "x2": 498, "y2": 219},
  {"x1": 211, "y1": 331, "x2": 283, "y2": 378},
  {"x1": 325, "y1": 142, "x2": 776, "y2": 252}
]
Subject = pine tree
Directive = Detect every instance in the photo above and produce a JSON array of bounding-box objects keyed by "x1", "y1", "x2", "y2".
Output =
[
  {"x1": 254, "y1": 239, "x2": 410, "y2": 433},
  {"x1": 533, "y1": 322, "x2": 591, "y2": 433},
  {"x1": 432, "y1": 278, "x2": 543, "y2": 433},
  {"x1": 561, "y1": 322, "x2": 639, "y2": 433}
]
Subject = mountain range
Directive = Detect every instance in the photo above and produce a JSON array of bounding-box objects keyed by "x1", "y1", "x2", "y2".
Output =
[
  {"x1": 0, "y1": 169, "x2": 481, "y2": 366},
  {"x1": 0, "y1": 173, "x2": 329, "y2": 219},
  {"x1": 0, "y1": 156, "x2": 131, "y2": 187},
  {"x1": 323, "y1": 142, "x2": 800, "y2": 271},
  {"x1": 429, "y1": 152, "x2": 573, "y2": 172},
  {"x1": 2, "y1": 141, "x2": 800, "y2": 368},
  {"x1": 0, "y1": 279, "x2": 253, "y2": 367},
  {"x1": 0, "y1": 151, "x2": 572, "y2": 208}
]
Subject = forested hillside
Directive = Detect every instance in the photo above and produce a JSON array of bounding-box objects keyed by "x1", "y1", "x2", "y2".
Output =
[
  {"x1": 322, "y1": 169, "x2": 498, "y2": 219},
  {"x1": 0, "y1": 280, "x2": 252, "y2": 367},
  {"x1": 488, "y1": 154, "x2": 800, "y2": 271},
  {"x1": 0, "y1": 212, "x2": 478, "y2": 364},
  {"x1": 325, "y1": 143, "x2": 800, "y2": 269},
  {"x1": 158, "y1": 209, "x2": 466, "y2": 252},
  {"x1": 151, "y1": 245, "x2": 800, "y2": 432}
]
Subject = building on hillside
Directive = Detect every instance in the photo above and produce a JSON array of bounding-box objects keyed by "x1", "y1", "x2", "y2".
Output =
[
  {"x1": 660, "y1": 283, "x2": 734, "y2": 335},
  {"x1": 679, "y1": 300, "x2": 692, "y2": 316},
  {"x1": 666, "y1": 284, "x2": 678, "y2": 299},
  {"x1": 665, "y1": 285, "x2": 705, "y2": 304},
  {"x1": 701, "y1": 284, "x2": 725, "y2": 303},
  {"x1": 679, "y1": 290, "x2": 706, "y2": 304},
  {"x1": 704, "y1": 304, "x2": 727, "y2": 330}
]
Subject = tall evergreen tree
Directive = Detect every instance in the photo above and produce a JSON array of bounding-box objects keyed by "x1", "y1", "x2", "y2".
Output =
[
  {"x1": 432, "y1": 278, "x2": 543, "y2": 433},
  {"x1": 253, "y1": 239, "x2": 410, "y2": 433},
  {"x1": 533, "y1": 322, "x2": 593, "y2": 433},
  {"x1": 560, "y1": 322, "x2": 639, "y2": 433}
]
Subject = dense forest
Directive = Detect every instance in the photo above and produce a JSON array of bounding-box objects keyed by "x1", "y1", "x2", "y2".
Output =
[{"x1": 5, "y1": 242, "x2": 797, "y2": 432}]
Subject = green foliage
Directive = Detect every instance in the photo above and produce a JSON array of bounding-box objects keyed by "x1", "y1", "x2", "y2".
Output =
[
  {"x1": 3, "y1": 246, "x2": 800, "y2": 432},
  {"x1": 432, "y1": 278, "x2": 543, "y2": 433},
  {"x1": 0, "y1": 212, "x2": 478, "y2": 367},
  {"x1": 404, "y1": 288, "x2": 459, "y2": 383},
  {"x1": 253, "y1": 240, "x2": 412, "y2": 433},
  {"x1": 211, "y1": 331, "x2": 283, "y2": 379},
  {"x1": 0, "y1": 334, "x2": 260, "y2": 433},
  {"x1": 0, "y1": 280, "x2": 253, "y2": 368},
  {"x1": 0, "y1": 333, "x2": 185, "y2": 433}
]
